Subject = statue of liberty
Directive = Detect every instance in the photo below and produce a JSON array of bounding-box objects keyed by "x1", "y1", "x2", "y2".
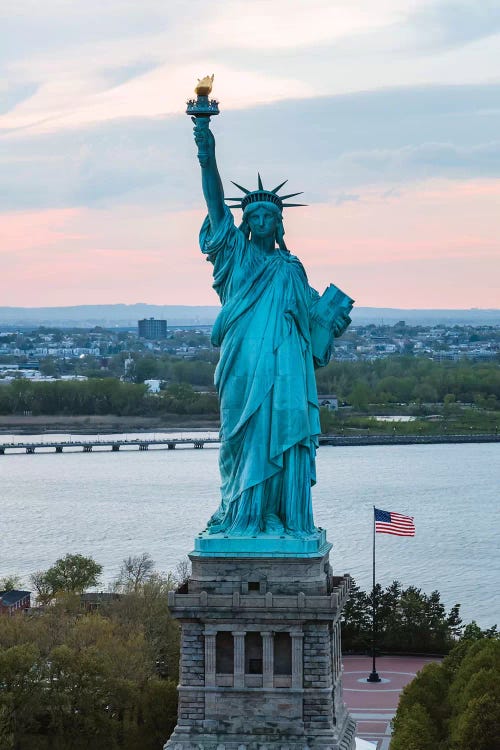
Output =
[{"x1": 189, "y1": 79, "x2": 353, "y2": 539}]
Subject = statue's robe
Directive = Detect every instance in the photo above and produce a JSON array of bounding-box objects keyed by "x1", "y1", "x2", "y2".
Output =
[{"x1": 200, "y1": 207, "x2": 325, "y2": 536}]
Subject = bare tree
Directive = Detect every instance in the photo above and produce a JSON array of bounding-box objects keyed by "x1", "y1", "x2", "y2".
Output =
[
  {"x1": 30, "y1": 570, "x2": 53, "y2": 605},
  {"x1": 174, "y1": 557, "x2": 191, "y2": 588},
  {"x1": 114, "y1": 553, "x2": 155, "y2": 593}
]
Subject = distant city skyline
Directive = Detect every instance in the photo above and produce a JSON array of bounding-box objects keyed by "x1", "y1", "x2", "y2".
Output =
[{"x1": 1, "y1": 1, "x2": 499, "y2": 308}]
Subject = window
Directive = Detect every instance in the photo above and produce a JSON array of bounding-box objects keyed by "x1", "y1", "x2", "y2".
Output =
[
  {"x1": 248, "y1": 581, "x2": 260, "y2": 592},
  {"x1": 216, "y1": 631, "x2": 234, "y2": 674},
  {"x1": 245, "y1": 632, "x2": 263, "y2": 674},
  {"x1": 274, "y1": 632, "x2": 292, "y2": 675}
]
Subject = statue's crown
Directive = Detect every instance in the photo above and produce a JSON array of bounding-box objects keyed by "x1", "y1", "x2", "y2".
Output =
[{"x1": 226, "y1": 174, "x2": 306, "y2": 212}]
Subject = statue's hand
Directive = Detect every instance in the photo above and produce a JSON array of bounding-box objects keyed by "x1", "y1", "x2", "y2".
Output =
[{"x1": 192, "y1": 117, "x2": 215, "y2": 168}]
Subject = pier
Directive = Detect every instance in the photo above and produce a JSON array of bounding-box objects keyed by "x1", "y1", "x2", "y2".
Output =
[
  {"x1": 0, "y1": 433, "x2": 499, "y2": 455},
  {"x1": 0, "y1": 437, "x2": 220, "y2": 454}
]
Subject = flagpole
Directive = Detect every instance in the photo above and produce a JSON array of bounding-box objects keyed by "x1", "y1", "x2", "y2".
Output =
[{"x1": 367, "y1": 505, "x2": 381, "y2": 683}]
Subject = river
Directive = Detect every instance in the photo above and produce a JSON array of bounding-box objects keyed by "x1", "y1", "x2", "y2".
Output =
[{"x1": 1, "y1": 437, "x2": 498, "y2": 627}]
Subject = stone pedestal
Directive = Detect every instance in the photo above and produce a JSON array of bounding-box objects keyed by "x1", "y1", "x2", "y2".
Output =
[{"x1": 165, "y1": 539, "x2": 356, "y2": 750}]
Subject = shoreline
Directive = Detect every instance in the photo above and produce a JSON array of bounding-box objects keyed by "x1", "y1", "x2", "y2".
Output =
[
  {"x1": 0, "y1": 415, "x2": 220, "y2": 435},
  {"x1": 1, "y1": 416, "x2": 499, "y2": 445},
  {"x1": 319, "y1": 434, "x2": 500, "y2": 446}
]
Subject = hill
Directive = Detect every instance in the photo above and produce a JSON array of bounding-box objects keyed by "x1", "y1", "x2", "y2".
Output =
[{"x1": 0, "y1": 304, "x2": 499, "y2": 328}]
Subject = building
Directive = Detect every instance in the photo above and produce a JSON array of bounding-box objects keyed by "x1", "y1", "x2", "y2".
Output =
[
  {"x1": 80, "y1": 592, "x2": 121, "y2": 612},
  {"x1": 144, "y1": 378, "x2": 162, "y2": 393},
  {"x1": 318, "y1": 393, "x2": 339, "y2": 411},
  {"x1": 166, "y1": 537, "x2": 355, "y2": 750},
  {"x1": 138, "y1": 317, "x2": 167, "y2": 340},
  {"x1": 0, "y1": 590, "x2": 31, "y2": 615}
]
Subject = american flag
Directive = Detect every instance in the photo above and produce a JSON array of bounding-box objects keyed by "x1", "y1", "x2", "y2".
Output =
[{"x1": 374, "y1": 507, "x2": 415, "y2": 537}]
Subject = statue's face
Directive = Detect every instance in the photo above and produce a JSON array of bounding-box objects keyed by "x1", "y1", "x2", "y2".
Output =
[{"x1": 246, "y1": 206, "x2": 279, "y2": 239}]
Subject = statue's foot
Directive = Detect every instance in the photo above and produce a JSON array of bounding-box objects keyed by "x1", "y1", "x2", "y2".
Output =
[
  {"x1": 263, "y1": 513, "x2": 285, "y2": 534},
  {"x1": 284, "y1": 527, "x2": 317, "y2": 539}
]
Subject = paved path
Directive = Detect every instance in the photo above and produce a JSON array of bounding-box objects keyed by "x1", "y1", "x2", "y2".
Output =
[{"x1": 343, "y1": 655, "x2": 440, "y2": 749}]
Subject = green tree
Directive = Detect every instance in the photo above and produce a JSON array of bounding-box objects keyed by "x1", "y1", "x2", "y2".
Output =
[
  {"x1": 0, "y1": 644, "x2": 44, "y2": 746},
  {"x1": 342, "y1": 580, "x2": 461, "y2": 654},
  {"x1": 44, "y1": 554, "x2": 102, "y2": 595},
  {"x1": 341, "y1": 580, "x2": 371, "y2": 651},
  {"x1": 450, "y1": 693, "x2": 500, "y2": 750},
  {"x1": 392, "y1": 633, "x2": 500, "y2": 750},
  {"x1": 0, "y1": 574, "x2": 23, "y2": 591},
  {"x1": 348, "y1": 381, "x2": 371, "y2": 411},
  {"x1": 39, "y1": 357, "x2": 58, "y2": 377},
  {"x1": 0, "y1": 570, "x2": 181, "y2": 750},
  {"x1": 391, "y1": 702, "x2": 439, "y2": 750}
]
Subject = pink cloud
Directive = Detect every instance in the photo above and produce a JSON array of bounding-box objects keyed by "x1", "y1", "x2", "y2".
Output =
[
  {"x1": 0, "y1": 179, "x2": 498, "y2": 309},
  {"x1": 0, "y1": 208, "x2": 83, "y2": 253}
]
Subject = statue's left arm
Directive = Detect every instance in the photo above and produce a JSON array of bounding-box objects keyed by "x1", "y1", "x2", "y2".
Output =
[{"x1": 308, "y1": 285, "x2": 353, "y2": 368}]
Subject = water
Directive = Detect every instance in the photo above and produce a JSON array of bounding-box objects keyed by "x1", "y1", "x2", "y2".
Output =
[{"x1": 1, "y1": 438, "x2": 498, "y2": 628}]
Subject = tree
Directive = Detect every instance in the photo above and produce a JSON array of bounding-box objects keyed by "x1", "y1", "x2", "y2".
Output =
[
  {"x1": 391, "y1": 633, "x2": 500, "y2": 750},
  {"x1": 341, "y1": 580, "x2": 462, "y2": 654},
  {"x1": 391, "y1": 702, "x2": 439, "y2": 750},
  {"x1": 114, "y1": 553, "x2": 155, "y2": 593},
  {"x1": 341, "y1": 580, "x2": 371, "y2": 651},
  {"x1": 39, "y1": 357, "x2": 58, "y2": 377},
  {"x1": 174, "y1": 558, "x2": 191, "y2": 588},
  {"x1": 348, "y1": 381, "x2": 371, "y2": 411},
  {"x1": 30, "y1": 570, "x2": 54, "y2": 605},
  {"x1": 451, "y1": 693, "x2": 500, "y2": 750},
  {"x1": 0, "y1": 644, "x2": 45, "y2": 746},
  {"x1": 0, "y1": 583, "x2": 181, "y2": 749},
  {"x1": 0, "y1": 574, "x2": 23, "y2": 591},
  {"x1": 105, "y1": 572, "x2": 180, "y2": 684},
  {"x1": 44, "y1": 553, "x2": 102, "y2": 595}
]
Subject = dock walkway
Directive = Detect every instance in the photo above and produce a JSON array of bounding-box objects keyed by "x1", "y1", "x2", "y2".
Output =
[
  {"x1": 1, "y1": 433, "x2": 498, "y2": 454},
  {"x1": 0, "y1": 437, "x2": 219, "y2": 454}
]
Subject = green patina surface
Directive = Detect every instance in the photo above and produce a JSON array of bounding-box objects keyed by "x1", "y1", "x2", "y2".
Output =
[{"x1": 189, "y1": 92, "x2": 353, "y2": 555}]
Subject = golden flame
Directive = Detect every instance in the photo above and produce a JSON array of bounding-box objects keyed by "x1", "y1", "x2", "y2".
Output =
[{"x1": 195, "y1": 74, "x2": 214, "y2": 97}]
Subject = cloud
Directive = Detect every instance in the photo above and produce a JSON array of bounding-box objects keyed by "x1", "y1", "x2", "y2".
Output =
[
  {"x1": 1, "y1": 1, "x2": 499, "y2": 139},
  {"x1": 335, "y1": 192, "x2": 360, "y2": 205},
  {"x1": 1, "y1": 180, "x2": 498, "y2": 308},
  {"x1": 1, "y1": 83, "x2": 499, "y2": 211},
  {"x1": 334, "y1": 141, "x2": 500, "y2": 185},
  {"x1": 409, "y1": 1, "x2": 500, "y2": 51},
  {"x1": 0, "y1": 82, "x2": 39, "y2": 116}
]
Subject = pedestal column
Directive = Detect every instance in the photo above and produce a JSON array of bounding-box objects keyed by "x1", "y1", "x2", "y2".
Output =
[
  {"x1": 233, "y1": 630, "x2": 245, "y2": 688},
  {"x1": 291, "y1": 631, "x2": 304, "y2": 689},
  {"x1": 261, "y1": 631, "x2": 274, "y2": 688},
  {"x1": 204, "y1": 629, "x2": 217, "y2": 687}
]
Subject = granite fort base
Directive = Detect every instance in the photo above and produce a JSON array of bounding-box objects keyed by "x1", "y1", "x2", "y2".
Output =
[{"x1": 165, "y1": 534, "x2": 356, "y2": 750}]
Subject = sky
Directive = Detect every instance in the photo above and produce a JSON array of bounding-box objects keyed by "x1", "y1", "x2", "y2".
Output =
[{"x1": 0, "y1": 0, "x2": 499, "y2": 309}]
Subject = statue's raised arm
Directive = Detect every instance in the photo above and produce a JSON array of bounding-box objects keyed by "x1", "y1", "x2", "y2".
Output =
[
  {"x1": 192, "y1": 120, "x2": 225, "y2": 230},
  {"x1": 187, "y1": 76, "x2": 225, "y2": 231}
]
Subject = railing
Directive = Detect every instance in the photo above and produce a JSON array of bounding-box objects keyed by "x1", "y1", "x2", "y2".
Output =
[
  {"x1": 168, "y1": 575, "x2": 351, "y2": 614},
  {"x1": 0, "y1": 437, "x2": 220, "y2": 454},
  {"x1": 2, "y1": 433, "x2": 497, "y2": 455}
]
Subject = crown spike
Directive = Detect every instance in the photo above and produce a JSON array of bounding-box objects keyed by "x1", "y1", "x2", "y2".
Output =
[
  {"x1": 257, "y1": 173, "x2": 264, "y2": 190},
  {"x1": 282, "y1": 203, "x2": 308, "y2": 207},
  {"x1": 271, "y1": 180, "x2": 288, "y2": 194},
  {"x1": 279, "y1": 192, "x2": 303, "y2": 200},
  {"x1": 230, "y1": 181, "x2": 250, "y2": 194}
]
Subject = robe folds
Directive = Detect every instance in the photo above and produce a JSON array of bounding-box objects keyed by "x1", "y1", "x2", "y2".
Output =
[{"x1": 200, "y1": 207, "x2": 322, "y2": 537}]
